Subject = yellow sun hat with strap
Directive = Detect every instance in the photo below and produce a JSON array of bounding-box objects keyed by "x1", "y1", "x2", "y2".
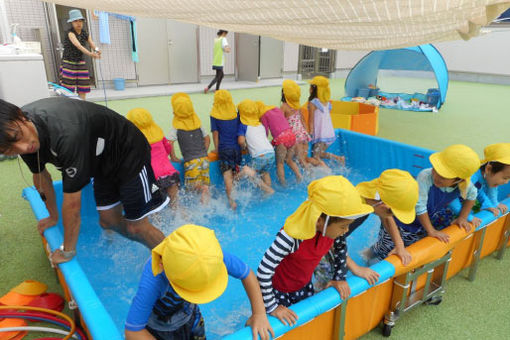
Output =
[
  {"x1": 482, "y1": 143, "x2": 510, "y2": 165},
  {"x1": 308, "y1": 76, "x2": 331, "y2": 103},
  {"x1": 171, "y1": 93, "x2": 201, "y2": 131},
  {"x1": 210, "y1": 89, "x2": 237, "y2": 120},
  {"x1": 151, "y1": 224, "x2": 228, "y2": 304},
  {"x1": 356, "y1": 169, "x2": 419, "y2": 224},
  {"x1": 255, "y1": 100, "x2": 276, "y2": 118},
  {"x1": 282, "y1": 79, "x2": 301, "y2": 110},
  {"x1": 126, "y1": 108, "x2": 164, "y2": 144},
  {"x1": 429, "y1": 144, "x2": 480, "y2": 198},
  {"x1": 284, "y1": 176, "x2": 373, "y2": 240},
  {"x1": 238, "y1": 99, "x2": 261, "y2": 127}
]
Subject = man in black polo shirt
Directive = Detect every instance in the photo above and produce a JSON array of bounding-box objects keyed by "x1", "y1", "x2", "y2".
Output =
[{"x1": 0, "y1": 97, "x2": 169, "y2": 263}]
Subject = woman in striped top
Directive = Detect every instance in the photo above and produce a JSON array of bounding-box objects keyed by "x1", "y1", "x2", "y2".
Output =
[{"x1": 256, "y1": 176, "x2": 373, "y2": 325}]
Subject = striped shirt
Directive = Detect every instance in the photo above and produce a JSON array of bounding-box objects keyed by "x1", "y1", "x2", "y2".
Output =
[{"x1": 257, "y1": 229, "x2": 348, "y2": 313}]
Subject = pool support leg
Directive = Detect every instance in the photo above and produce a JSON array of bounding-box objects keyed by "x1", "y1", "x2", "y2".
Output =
[
  {"x1": 384, "y1": 251, "x2": 452, "y2": 336},
  {"x1": 468, "y1": 227, "x2": 487, "y2": 281},
  {"x1": 496, "y1": 216, "x2": 510, "y2": 260}
]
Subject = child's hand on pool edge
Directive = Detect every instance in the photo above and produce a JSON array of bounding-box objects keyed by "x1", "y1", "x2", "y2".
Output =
[
  {"x1": 498, "y1": 203, "x2": 508, "y2": 214},
  {"x1": 428, "y1": 230, "x2": 450, "y2": 243},
  {"x1": 452, "y1": 217, "x2": 474, "y2": 231},
  {"x1": 326, "y1": 280, "x2": 350, "y2": 300},
  {"x1": 245, "y1": 313, "x2": 274, "y2": 340},
  {"x1": 389, "y1": 246, "x2": 412, "y2": 266},
  {"x1": 270, "y1": 305, "x2": 298, "y2": 327}
]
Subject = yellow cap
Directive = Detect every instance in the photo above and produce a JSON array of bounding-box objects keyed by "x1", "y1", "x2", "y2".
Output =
[
  {"x1": 308, "y1": 76, "x2": 331, "y2": 103},
  {"x1": 284, "y1": 176, "x2": 373, "y2": 239},
  {"x1": 482, "y1": 143, "x2": 510, "y2": 165},
  {"x1": 429, "y1": 144, "x2": 480, "y2": 198},
  {"x1": 152, "y1": 224, "x2": 228, "y2": 304},
  {"x1": 238, "y1": 99, "x2": 261, "y2": 126},
  {"x1": 255, "y1": 101, "x2": 276, "y2": 119},
  {"x1": 126, "y1": 108, "x2": 165, "y2": 144},
  {"x1": 356, "y1": 169, "x2": 419, "y2": 224},
  {"x1": 210, "y1": 90, "x2": 237, "y2": 120},
  {"x1": 282, "y1": 79, "x2": 301, "y2": 110},
  {"x1": 171, "y1": 93, "x2": 201, "y2": 131}
]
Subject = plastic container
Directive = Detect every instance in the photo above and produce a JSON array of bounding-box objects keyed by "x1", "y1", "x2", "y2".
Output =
[
  {"x1": 426, "y1": 88, "x2": 441, "y2": 107},
  {"x1": 113, "y1": 78, "x2": 125, "y2": 91},
  {"x1": 368, "y1": 87, "x2": 379, "y2": 97},
  {"x1": 357, "y1": 88, "x2": 370, "y2": 98}
]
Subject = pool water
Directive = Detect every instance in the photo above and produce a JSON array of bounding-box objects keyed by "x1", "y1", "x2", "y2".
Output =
[{"x1": 73, "y1": 163, "x2": 381, "y2": 339}]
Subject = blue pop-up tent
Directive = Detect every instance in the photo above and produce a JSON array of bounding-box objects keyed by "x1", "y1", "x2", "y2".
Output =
[{"x1": 344, "y1": 44, "x2": 448, "y2": 110}]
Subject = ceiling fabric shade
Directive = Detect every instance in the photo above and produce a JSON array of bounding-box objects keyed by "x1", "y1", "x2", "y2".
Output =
[{"x1": 47, "y1": 0, "x2": 510, "y2": 50}]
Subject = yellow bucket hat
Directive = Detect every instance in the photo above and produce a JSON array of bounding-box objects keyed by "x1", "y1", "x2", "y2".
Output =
[
  {"x1": 284, "y1": 176, "x2": 373, "y2": 240},
  {"x1": 210, "y1": 90, "x2": 237, "y2": 120},
  {"x1": 171, "y1": 93, "x2": 201, "y2": 131},
  {"x1": 151, "y1": 224, "x2": 228, "y2": 304},
  {"x1": 482, "y1": 143, "x2": 510, "y2": 165},
  {"x1": 356, "y1": 169, "x2": 419, "y2": 224},
  {"x1": 255, "y1": 101, "x2": 276, "y2": 118},
  {"x1": 308, "y1": 76, "x2": 331, "y2": 103},
  {"x1": 282, "y1": 79, "x2": 301, "y2": 110},
  {"x1": 429, "y1": 144, "x2": 480, "y2": 198},
  {"x1": 238, "y1": 99, "x2": 261, "y2": 126},
  {"x1": 126, "y1": 108, "x2": 165, "y2": 144}
]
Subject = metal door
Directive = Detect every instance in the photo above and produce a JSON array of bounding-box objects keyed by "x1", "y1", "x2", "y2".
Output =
[
  {"x1": 136, "y1": 18, "x2": 170, "y2": 85},
  {"x1": 259, "y1": 36, "x2": 283, "y2": 79},
  {"x1": 235, "y1": 33, "x2": 259, "y2": 82},
  {"x1": 167, "y1": 20, "x2": 199, "y2": 83}
]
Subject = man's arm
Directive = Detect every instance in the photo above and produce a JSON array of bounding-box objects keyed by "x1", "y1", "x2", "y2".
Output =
[
  {"x1": 51, "y1": 191, "x2": 81, "y2": 264},
  {"x1": 33, "y1": 169, "x2": 59, "y2": 234}
]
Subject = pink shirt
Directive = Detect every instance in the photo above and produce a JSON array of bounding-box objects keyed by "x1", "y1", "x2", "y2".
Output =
[
  {"x1": 150, "y1": 138, "x2": 179, "y2": 179},
  {"x1": 260, "y1": 108, "x2": 292, "y2": 139}
]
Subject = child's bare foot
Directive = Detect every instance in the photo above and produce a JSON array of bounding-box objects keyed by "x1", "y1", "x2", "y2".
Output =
[
  {"x1": 264, "y1": 187, "x2": 275, "y2": 196},
  {"x1": 229, "y1": 198, "x2": 237, "y2": 210}
]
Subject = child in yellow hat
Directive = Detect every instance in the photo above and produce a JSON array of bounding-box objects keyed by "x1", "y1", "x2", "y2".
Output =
[
  {"x1": 169, "y1": 93, "x2": 211, "y2": 204},
  {"x1": 257, "y1": 176, "x2": 373, "y2": 325},
  {"x1": 357, "y1": 169, "x2": 420, "y2": 266},
  {"x1": 307, "y1": 76, "x2": 344, "y2": 165},
  {"x1": 210, "y1": 90, "x2": 242, "y2": 209},
  {"x1": 384, "y1": 145, "x2": 481, "y2": 248},
  {"x1": 127, "y1": 108, "x2": 180, "y2": 208},
  {"x1": 313, "y1": 169, "x2": 419, "y2": 291},
  {"x1": 257, "y1": 100, "x2": 302, "y2": 186},
  {"x1": 125, "y1": 224, "x2": 274, "y2": 340},
  {"x1": 471, "y1": 143, "x2": 510, "y2": 216},
  {"x1": 281, "y1": 80, "x2": 325, "y2": 169},
  {"x1": 237, "y1": 99, "x2": 275, "y2": 195}
]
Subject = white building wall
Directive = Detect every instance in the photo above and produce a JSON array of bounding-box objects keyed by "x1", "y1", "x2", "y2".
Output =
[
  {"x1": 435, "y1": 28, "x2": 510, "y2": 76},
  {"x1": 334, "y1": 27, "x2": 510, "y2": 81}
]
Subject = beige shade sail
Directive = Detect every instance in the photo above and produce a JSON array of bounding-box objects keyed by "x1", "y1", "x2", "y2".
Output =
[{"x1": 48, "y1": 0, "x2": 510, "y2": 50}]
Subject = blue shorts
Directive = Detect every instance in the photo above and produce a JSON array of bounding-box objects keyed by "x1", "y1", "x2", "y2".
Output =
[
  {"x1": 147, "y1": 305, "x2": 205, "y2": 340},
  {"x1": 219, "y1": 147, "x2": 241, "y2": 174},
  {"x1": 251, "y1": 152, "x2": 275, "y2": 172}
]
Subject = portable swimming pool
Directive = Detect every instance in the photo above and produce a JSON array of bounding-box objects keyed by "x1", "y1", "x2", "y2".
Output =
[{"x1": 23, "y1": 129, "x2": 510, "y2": 339}]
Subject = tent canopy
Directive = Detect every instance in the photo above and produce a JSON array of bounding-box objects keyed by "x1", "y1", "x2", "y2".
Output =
[
  {"x1": 46, "y1": 0, "x2": 510, "y2": 50},
  {"x1": 344, "y1": 44, "x2": 448, "y2": 107}
]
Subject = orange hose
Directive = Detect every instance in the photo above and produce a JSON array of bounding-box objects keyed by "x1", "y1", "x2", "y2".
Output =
[{"x1": 0, "y1": 305, "x2": 75, "y2": 340}]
